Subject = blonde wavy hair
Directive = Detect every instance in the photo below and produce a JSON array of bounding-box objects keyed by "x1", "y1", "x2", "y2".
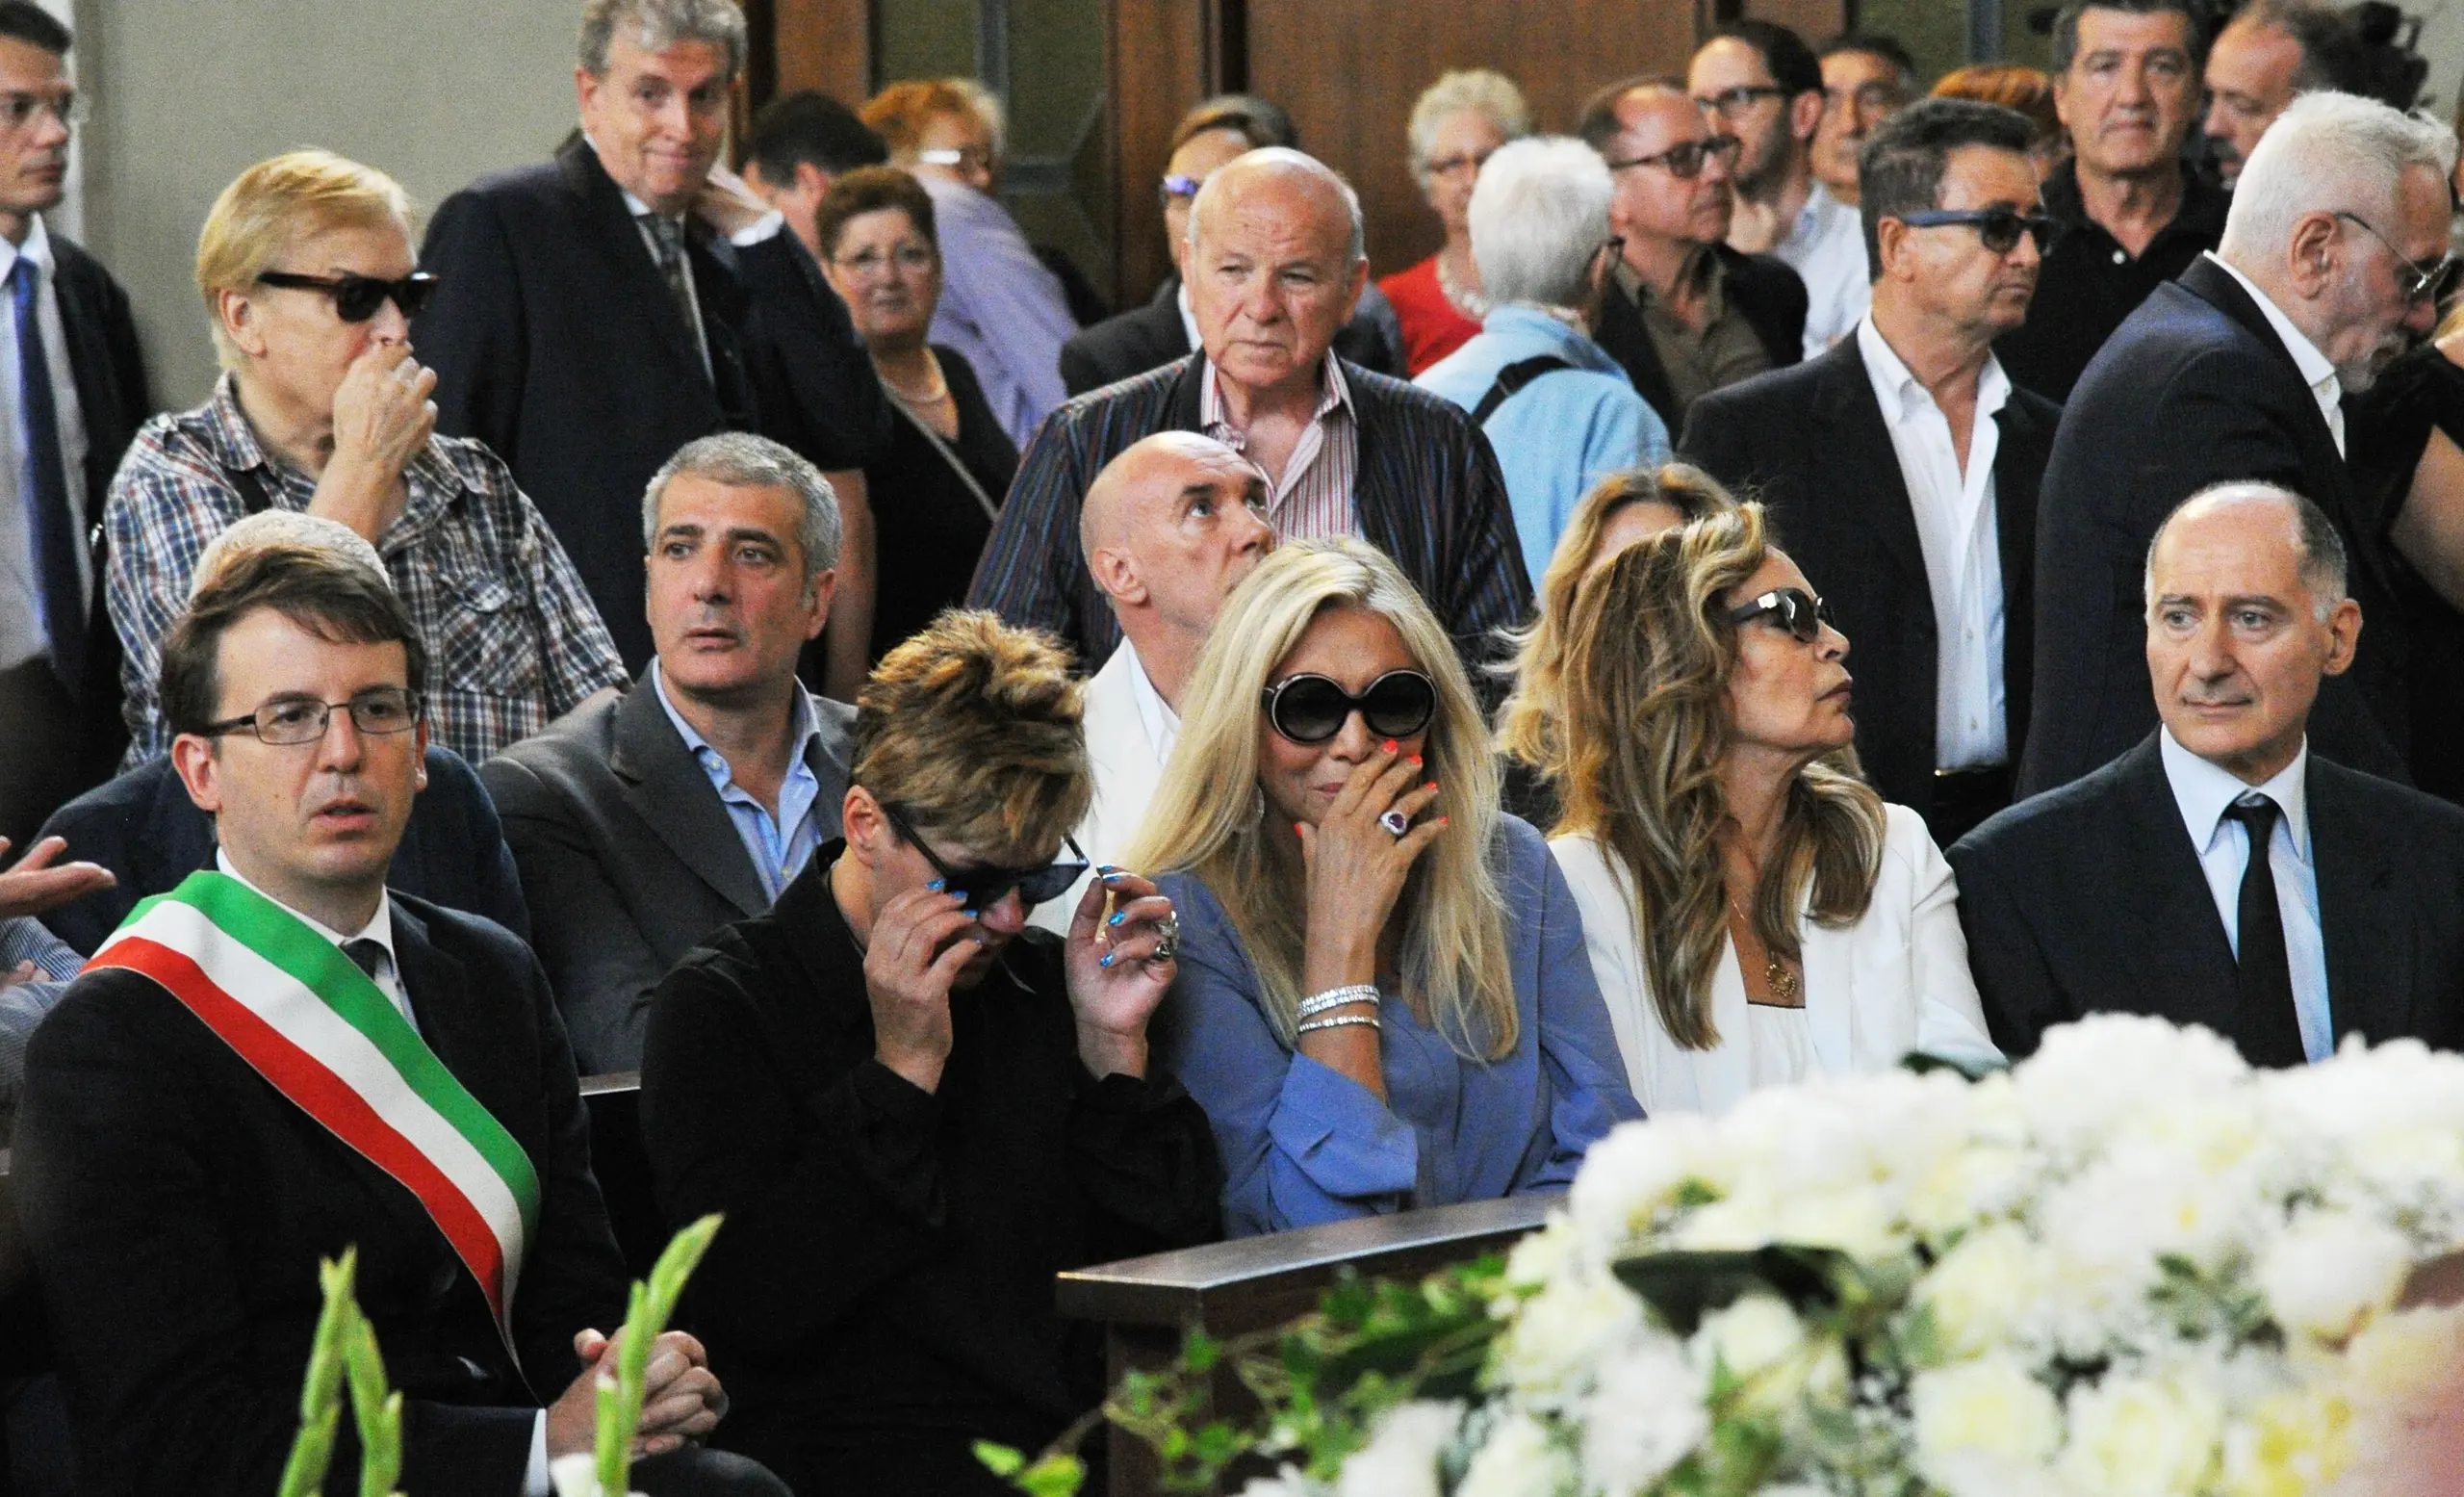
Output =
[
  {"x1": 1495, "y1": 463, "x2": 1736, "y2": 801},
  {"x1": 1123, "y1": 538, "x2": 1516, "y2": 1061},
  {"x1": 1554, "y1": 503, "x2": 1886, "y2": 1049}
]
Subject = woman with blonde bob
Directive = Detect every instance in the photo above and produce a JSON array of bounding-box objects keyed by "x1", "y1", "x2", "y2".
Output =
[
  {"x1": 1549, "y1": 503, "x2": 2000, "y2": 1115},
  {"x1": 1131, "y1": 537, "x2": 1638, "y2": 1237}
]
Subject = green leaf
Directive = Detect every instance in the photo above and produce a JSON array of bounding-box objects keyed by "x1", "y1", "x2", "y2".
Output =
[
  {"x1": 1016, "y1": 1453, "x2": 1087, "y2": 1497},
  {"x1": 598, "y1": 1214, "x2": 726, "y2": 1497},
  {"x1": 1182, "y1": 1329, "x2": 1222, "y2": 1374},
  {"x1": 974, "y1": 1441, "x2": 1027, "y2": 1478}
]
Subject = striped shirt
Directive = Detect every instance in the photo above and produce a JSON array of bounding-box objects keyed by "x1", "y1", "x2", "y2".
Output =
[
  {"x1": 105, "y1": 375, "x2": 629, "y2": 768},
  {"x1": 1197, "y1": 353, "x2": 1360, "y2": 540}
]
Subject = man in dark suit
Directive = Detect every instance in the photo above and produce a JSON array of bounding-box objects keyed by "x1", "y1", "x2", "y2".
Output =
[
  {"x1": 413, "y1": 0, "x2": 888, "y2": 685},
  {"x1": 482, "y1": 435, "x2": 855, "y2": 1072},
  {"x1": 0, "y1": 2, "x2": 148, "y2": 848},
  {"x1": 1683, "y1": 100, "x2": 2059, "y2": 845},
  {"x1": 1951, "y1": 483, "x2": 2464, "y2": 1064},
  {"x1": 13, "y1": 542, "x2": 778, "y2": 1497},
  {"x1": 970, "y1": 148, "x2": 1527, "y2": 682},
  {"x1": 2020, "y1": 90, "x2": 2452, "y2": 795},
  {"x1": 1573, "y1": 78, "x2": 1807, "y2": 435}
]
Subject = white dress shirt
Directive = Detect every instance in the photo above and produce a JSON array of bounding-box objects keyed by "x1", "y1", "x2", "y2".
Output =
[
  {"x1": 2158, "y1": 728, "x2": 2332, "y2": 1062},
  {"x1": 587, "y1": 136, "x2": 712, "y2": 384},
  {"x1": 1031, "y1": 639, "x2": 1182, "y2": 935},
  {"x1": 2207, "y1": 251, "x2": 2344, "y2": 457},
  {"x1": 1772, "y1": 183, "x2": 1871, "y2": 357},
  {"x1": 1855, "y1": 315, "x2": 2010, "y2": 770},
  {"x1": 0, "y1": 213, "x2": 91, "y2": 675}
]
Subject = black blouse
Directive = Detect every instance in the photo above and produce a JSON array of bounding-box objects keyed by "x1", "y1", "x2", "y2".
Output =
[
  {"x1": 864, "y1": 347, "x2": 1020, "y2": 663},
  {"x1": 2349, "y1": 347, "x2": 2464, "y2": 803},
  {"x1": 639, "y1": 845, "x2": 1221, "y2": 1497}
]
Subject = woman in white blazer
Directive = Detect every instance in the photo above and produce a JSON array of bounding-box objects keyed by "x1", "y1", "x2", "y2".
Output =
[{"x1": 1545, "y1": 501, "x2": 2000, "y2": 1115}]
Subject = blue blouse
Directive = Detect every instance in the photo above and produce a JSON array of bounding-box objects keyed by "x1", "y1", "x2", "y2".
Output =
[{"x1": 1154, "y1": 814, "x2": 1643, "y2": 1237}]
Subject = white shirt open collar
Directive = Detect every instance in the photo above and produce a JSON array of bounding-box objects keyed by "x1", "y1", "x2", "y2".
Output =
[
  {"x1": 2160, "y1": 726, "x2": 2313, "y2": 865},
  {"x1": 1855, "y1": 314, "x2": 2011, "y2": 433},
  {"x1": 212, "y1": 849, "x2": 410, "y2": 1029},
  {"x1": 1117, "y1": 637, "x2": 1181, "y2": 766},
  {"x1": 2204, "y1": 252, "x2": 2344, "y2": 455}
]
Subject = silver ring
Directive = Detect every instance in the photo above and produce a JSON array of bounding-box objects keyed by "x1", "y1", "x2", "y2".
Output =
[
  {"x1": 1147, "y1": 914, "x2": 1181, "y2": 964},
  {"x1": 1378, "y1": 808, "x2": 1412, "y2": 838}
]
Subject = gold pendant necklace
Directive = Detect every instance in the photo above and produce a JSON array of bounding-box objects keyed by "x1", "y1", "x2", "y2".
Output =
[{"x1": 1728, "y1": 888, "x2": 1801, "y2": 1004}]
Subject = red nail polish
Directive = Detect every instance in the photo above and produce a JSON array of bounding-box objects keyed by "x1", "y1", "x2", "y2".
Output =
[
  {"x1": 1410, "y1": 755, "x2": 1423, "y2": 767},
  {"x1": 1295, "y1": 821, "x2": 1305, "y2": 834},
  {"x1": 1424, "y1": 781, "x2": 1438, "y2": 791},
  {"x1": 1381, "y1": 739, "x2": 1398, "y2": 754}
]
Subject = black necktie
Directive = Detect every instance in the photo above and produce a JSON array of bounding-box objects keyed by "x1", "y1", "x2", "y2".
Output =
[
  {"x1": 638, "y1": 213, "x2": 707, "y2": 372},
  {"x1": 342, "y1": 938, "x2": 386, "y2": 983},
  {"x1": 12, "y1": 254, "x2": 79, "y2": 693},
  {"x1": 2220, "y1": 796, "x2": 2307, "y2": 1067}
]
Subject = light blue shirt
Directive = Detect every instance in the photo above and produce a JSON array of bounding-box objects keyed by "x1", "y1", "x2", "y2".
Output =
[
  {"x1": 1416, "y1": 304, "x2": 1670, "y2": 589},
  {"x1": 2160, "y1": 729, "x2": 2331, "y2": 1062},
  {"x1": 652, "y1": 660, "x2": 827, "y2": 904}
]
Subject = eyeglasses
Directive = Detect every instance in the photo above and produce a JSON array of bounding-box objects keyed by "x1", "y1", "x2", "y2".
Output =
[
  {"x1": 1897, "y1": 207, "x2": 2063, "y2": 256},
  {"x1": 1159, "y1": 172, "x2": 1203, "y2": 206},
  {"x1": 1692, "y1": 84, "x2": 1793, "y2": 117},
  {"x1": 918, "y1": 145, "x2": 994, "y2": 173},
  {"x1": 1826, "y1": 82, "x2": 1911, "y2": 115},
  {"x1": 1725, "y1": 587, "x2": 1835, "y2": 643},
  {"x1": 1423, "y1": 150, "x2": 1492, "y2": 179},
  {"x1": 1260, "y1": 670, "x2": 1438, "y2": 745},
  {"x1": 831, "y1": 243, "x2": 935, "y2": 276},
  {"x1": 878, "y1": 800, "x2": 1091, "y2": 911},
  {"x1": 0, "y1": 89, "x2": 82, "y2": 134},
  {"x1": 2335, "y1": 211, "x2": 2461, "y2": 307},
  {"x1": 1605, "y1": 134, "x2": 1741, "y2": 180},
  {"x1": 201, "y1": 688, "x2": 424, "y2": 746},
  {"x1": 254, "y1": 271, "x2": 440, "y2": 323}
]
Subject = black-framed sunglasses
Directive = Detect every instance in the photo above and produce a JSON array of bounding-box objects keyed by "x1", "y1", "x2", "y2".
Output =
[
  {"x1": 1605, "y1": 133, "x2": 1741, "y2": 181},
  {"x1": 254, "y1": 270, "x2": 440, "y2": 323},
  {"x1": 878, "y1": 800, "x2": 1090, "y2": 910},
  {"x1": 1897, "y1": 207, "x2": 2063, "y2": 256},
  {"x1": 2335, "y1": 211, "x2": 2462, "y2": 307},
  {"x1": 201, "y1": 687, "x2": 424, "y2": 746},
  {"x1": 1725, "y1": 586, "x2": 1835, "y2": 643},
  {"x1": 1260, "y1": 670, "x2": 1438, "y2": 746}
]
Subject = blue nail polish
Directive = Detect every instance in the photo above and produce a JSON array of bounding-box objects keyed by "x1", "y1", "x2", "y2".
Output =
[
  {"x1": 962, "y1": 908, "x2": 979, "y2": 920},
  {"x1": 1096, "y1": 863, "x2": 1117, "y2": 873},
  {"x1": 926, "y1": 879, "x2": 944, "y2": 892},
  {"x1": 1107, "y1": 911, "x2": 1125, "y2": 926},
  {"x1": 1100, "y1": 870, "x2": 1123, "y2": 883},
  {"x1": 1099, "y1": 952, "x2": 1115, "y2": 968}
]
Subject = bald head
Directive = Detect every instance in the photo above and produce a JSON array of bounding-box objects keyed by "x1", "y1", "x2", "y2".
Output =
[
  {"x1": 1186, "y1": 146, "x2": 1365, "y2": 264},
  {"x1": 1080, "y1": 433, "x2": 1273, "y2": 692},
  {"x1": 2144, "y1": 481, "x2": 2348, "y2": 618}
]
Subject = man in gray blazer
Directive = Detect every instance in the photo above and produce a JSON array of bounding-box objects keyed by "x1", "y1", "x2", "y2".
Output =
[{"x1": 482, "y1": 434, "x2": 854, "y2": 1072}]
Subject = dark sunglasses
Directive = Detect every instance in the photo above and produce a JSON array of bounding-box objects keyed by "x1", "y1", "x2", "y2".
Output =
[
  {"x1": 2336, "y1": 211, "x2": 2462, "y2": 307},
  {"x1": 1260, "y1": 670, "x2": 1438, "y2": 746},
  {"x1": 879, "y1": 800, "x2": 1090, "y2": 910},
  {"x1": 1897, "y1": 207, "x2": 2062, "y2": 256},
  {"x1": 1605, "y1": 133, "x2": 1741, "y2": 180},
  {"x1": 254, "y1": 270, "x2": 440, "y2": 322},
  {"x1": 1725, "y1": 586, "x2": 1835, "y2": 643}
]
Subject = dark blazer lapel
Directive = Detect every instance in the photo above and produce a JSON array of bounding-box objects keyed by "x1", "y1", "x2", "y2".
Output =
[
  {"x1": 607, "y1": 678, "x2": 770, "y2": 917},
  {"x1": 1347, "y1": 367, "x2": 1419, "y2": 578},
  {"x1": 1810, "y1": 341, "x2": 1932, "y2": 592},
  {"x1": 2115, "y1": 736, "x2": 2246, "y2": 1030},
  {"x1": 2308, "y1": 761, "x2": 2413, "y2": 1044},
  {"x1": 1990, "y1": 393, "x2": 2052, "y2": 749},
  {"x1": 1164, "y1": 352, "x2": 1206, "y2": 432},
  {"x1": 554, "y1": 140, "x2": 710, "y2": 395},
  {"x1": 1595, "y1": 276, "x2": 1678, "y2": 424}
]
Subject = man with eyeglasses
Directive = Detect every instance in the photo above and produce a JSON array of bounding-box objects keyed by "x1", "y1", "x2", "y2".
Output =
[
  {"x1": 1681, "y1": 99, "x2": 2063, "y2": 847},
  {"x1": 1575, "y1": 77, "x2": 1809, "y2": 433},
  {"x1": 1690, "y1": 21, "x2": 1873, "y2": 356},
  {"x1": 1993, "y1": 0, "x2": 2225, "y2": 402},
  {"x1": 18, "y1": 543, "x2": 784, "y2": 1497},
  {"x1": 104, "y1": 148, "x2": 626, "y2": 772},
  {"x1": 0, "y1": 0, "x2": 151, "y2": 853},
  {"x1": 2024, "y1": 90, "x2": 2454, "y2": 797},
  {"x1": 1812, "y1": 33, "x2": 1918, "y2": 209}
]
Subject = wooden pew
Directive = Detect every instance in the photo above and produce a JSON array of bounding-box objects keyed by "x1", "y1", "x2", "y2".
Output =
[{"x1": 1057, "y1": 1195, "x2": 1553, "y2": 1496}]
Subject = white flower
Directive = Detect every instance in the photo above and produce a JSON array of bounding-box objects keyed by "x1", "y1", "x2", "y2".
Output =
[
  {"x1": 1915, "y1": 1222, "x2": 2049, "y2": 1360},
  {"x1": 1567, "y1": 1115, "x2": 1735, "y2": 1260},
  {"x1": 2253, "y1": 1209, "x2": 2415, "y2": 1343},
  {"x1": 1577, "y1": 1334, "x2": 1710, "y2": 1495},
  {"x1": 2013, "y1": 1016, "x2": 2248, "y2": 1162},
  {"x1": 1690, "y1": 1293, "x2": 1803, "y2": 1381},
  {"x1": 2218, "y1": 1385, "x2": 2356, "y2": 1497},
  {"x1": 2342, "y1": 1303, "x2": 2464, "y2": 1403},
  {"x1": 1454, "y1": 1411, "x2": 1576, "y2": 1497},
  {"x1": 1910, "y1": 1355, "x2": 2064, "y2": 1483},
  {"x1": 1234, "y1": 1471, "x2": 1322, "y2": 1497},
  {"x1": 1335, "y1": 1401, "x2": 1460, "y2": 1497},
  {"x1": 2055, "y1": 1370, "x2": 2224, "y2": 1497},
  {"x1": 1494, "y1": 1271, "x2": 1647, "y2": 1410},
  {"x1": 1920, "y1": 1450, "x2": 2079, "y2": 1497}
]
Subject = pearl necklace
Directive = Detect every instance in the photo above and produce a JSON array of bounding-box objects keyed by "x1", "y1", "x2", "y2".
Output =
[
  {"x1": 876, "y1": 348, "x2": 949, "y2": 406},
  {"x1": 1435, "y1": 247, "x2": 1490, "y2": 322}
]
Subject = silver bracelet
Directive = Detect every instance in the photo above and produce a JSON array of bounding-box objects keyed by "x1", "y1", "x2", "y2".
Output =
[
  {"x1": 1297, "y1": 984, "x2": 1381, "y2": 1018},
  {"x1": 1296, "y1": 1013, "x2": 1382, "y2": 1036}
]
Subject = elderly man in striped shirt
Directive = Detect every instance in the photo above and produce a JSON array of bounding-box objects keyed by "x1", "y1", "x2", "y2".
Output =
[{"x1": 969, "y1": 147, "x2": 1531, "y2": 684}]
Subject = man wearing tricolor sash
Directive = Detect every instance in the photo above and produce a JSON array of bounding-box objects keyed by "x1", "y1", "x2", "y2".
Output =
[{"x1": 13, "y1": 543, "x2": 783, "y2": 1496}]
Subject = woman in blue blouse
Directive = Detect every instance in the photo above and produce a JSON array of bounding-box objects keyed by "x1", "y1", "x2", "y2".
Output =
[{"x1": 1126, "y1": 538, "x2": 1640, "y2": 1236}]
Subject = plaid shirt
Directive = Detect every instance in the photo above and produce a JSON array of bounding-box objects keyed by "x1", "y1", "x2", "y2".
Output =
[{"x1": 105, "y1": 375, "x2": 628, "y2": 766}]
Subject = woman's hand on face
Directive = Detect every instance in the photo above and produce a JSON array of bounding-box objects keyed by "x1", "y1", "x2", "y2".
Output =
[
  {"x1": 1296, "y1": 742, "x2": 1447, "y2": 980},
  {"x1": 1063, "y1": 868, "x2": 1176, "y2": 1080},
  {"x1": 862, "y1": 882, "x2": 980, "y2": 1095}
]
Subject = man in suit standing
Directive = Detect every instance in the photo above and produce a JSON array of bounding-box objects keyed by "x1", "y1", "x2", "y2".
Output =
[
  {"x1": 2021, "y1": 90, "x2": 2452, "y2": 795},
  {"x1": 1951, "y1": 482, "x2": 2464, "y2": 1064},
  {"x1": 482, "y1": 435, "x2": 853, "y2": 1072},
  {"x1": 414, "y1": 0, "x2": 888, "y2": 692},
  {"x1": 737, "y1": 89, "x2": 887, "y2": 252},
  {"x1": 13, "y1": 544, "x2": 779, "y2": 1496},
  {"x1": 1682, "y1": 100, "x2": 2061, "y2": 846},
  {"x1": 0, "y1": 1, "x2": 148, "y2": 848}
]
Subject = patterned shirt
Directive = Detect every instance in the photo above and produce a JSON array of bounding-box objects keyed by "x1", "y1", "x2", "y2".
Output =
[
  {"x1": 105, "y1": 374, "x2": 628, "y2": 767},
  {"x1": 1198, "y1": 352, "x2": 1360, "y2": 539}
]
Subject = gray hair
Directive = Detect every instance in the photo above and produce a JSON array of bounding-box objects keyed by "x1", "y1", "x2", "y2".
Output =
[
  {"x1": 641, "y1": 432, "x2": 842, "y2": 580},
  {"x1": 1406, "y1": 69, "x2": 1533, "y2": 179},
  {"x1": 1467, "y1": 136, "x2": 1614, "y2": 311},
  {"x1": 1185, "y1": 145, "x2": 1367, "y2": 266},
  {"x1": 2143, "y1": 480, "x2": 2348, "y2": 620},
  {"x1": 578, "y1": 0, "x2": 746, "y2": 80},
  {"x1": 2219, "y1": 90, "x2": 2456, "y2": 266},
  {"x1": 191, "y1": 510, "x2": 389, "y2": 601}
]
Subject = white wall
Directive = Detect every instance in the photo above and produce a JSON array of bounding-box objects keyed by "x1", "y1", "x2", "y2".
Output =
[{"x1": 71, "y1": 0, "x2": 582, "y2": 409}]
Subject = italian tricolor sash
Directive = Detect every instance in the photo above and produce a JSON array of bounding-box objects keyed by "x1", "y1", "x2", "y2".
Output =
[{"x1": 87, "y1": 871, "x2": 541, "y2": 1355}]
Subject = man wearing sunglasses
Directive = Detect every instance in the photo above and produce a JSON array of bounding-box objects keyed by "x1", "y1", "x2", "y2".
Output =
[
  {"x1": 2025, "y1": 90, "x2": 2454, "y2": 798},
  {"x1": 1575, "y1": 79, "x2": 1809, "y2": 434},
  {"x1": 1682, "y1": 100, "x2": 2062, "y2": 847}
]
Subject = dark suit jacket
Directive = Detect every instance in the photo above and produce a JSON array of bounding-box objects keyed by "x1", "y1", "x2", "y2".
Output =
[
  {"x1": 414, "y1": 140, "x2": 890, "y2": 668},
  {"x1": 54, "y1": 232, "x2": 151, "y2": 753},
  {"x1": 1679, "y1": 338, "x2": 2060, "y2": 826},
  {"x1": 967, "y1": 353, "x2": 1532, "y2": 680},
  {"x1": 1594, "y1": 245, "x2": 1807, "y2": 430},
  {"x1": 1948, "y1": 735, "x2": 2464, "y2": 1061},
  {"x1": 2020, "y1": 255, "x2": 2408, "y2": 795},
  {"x1": 14, "y1": 892, "x2": 629, "y2": 1497},
  {"x1": 1058, "y1": 275, "x2": 1401, "y2": 397},
  {"x1": 477, "y1": 670, "x2": 857, "y2": 1073},
  {"x1": 37, "y1": 746, "x2": 528, "y2": 956}
]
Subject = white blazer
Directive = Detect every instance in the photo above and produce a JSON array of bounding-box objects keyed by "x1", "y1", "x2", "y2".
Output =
[
  {"x1": 1031, "y1": 643, "x2": 1170, "y2": 935},
  {"x1": 1549, "y1": 803, "x2": 2001, "y2": 1115}
]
